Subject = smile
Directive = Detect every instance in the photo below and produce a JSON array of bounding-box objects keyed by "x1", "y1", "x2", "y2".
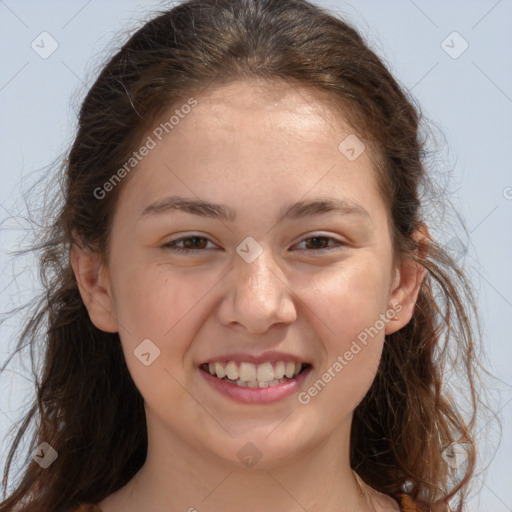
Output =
[
  {"x1": 198, "y1": 360, "x2": 312, "y2": 403},
  {"x1": 200, "y1": 360, "x2": 310, "y2": 388}
]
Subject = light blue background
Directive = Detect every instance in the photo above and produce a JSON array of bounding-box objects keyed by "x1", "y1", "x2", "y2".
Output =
[{"x1": 1, "y1": 1, "x2": 511, "y2": 510}]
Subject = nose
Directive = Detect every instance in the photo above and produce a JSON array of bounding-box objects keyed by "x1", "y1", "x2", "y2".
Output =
[{"x1": 216, "y1": 247, "x2": 297, "y2": 334}]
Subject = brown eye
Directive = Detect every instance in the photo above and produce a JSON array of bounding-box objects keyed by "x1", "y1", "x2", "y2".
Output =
[
  {"x1": 294, "y1": 236, "x2": 344, "y2": 252},
  {"x1": 163, "y1": 236, "x2": 216, "y2": 254}
]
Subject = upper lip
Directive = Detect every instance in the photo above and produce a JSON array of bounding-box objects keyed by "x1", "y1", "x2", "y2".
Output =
[{"x1": 199, "y1": 350, "x2": 311, "y2": 366}]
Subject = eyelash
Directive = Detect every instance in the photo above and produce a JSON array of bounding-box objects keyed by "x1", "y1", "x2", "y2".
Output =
[{"x1": 162, "y1": 235, "x2": 344, "y2": 254}]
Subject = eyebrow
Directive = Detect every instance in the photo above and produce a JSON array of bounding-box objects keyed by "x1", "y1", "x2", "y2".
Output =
[{"x1": 139, "y1": 195, "x2": 371, "y2": 223}]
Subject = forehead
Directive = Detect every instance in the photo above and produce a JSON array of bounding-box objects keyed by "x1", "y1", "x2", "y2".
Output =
[
  {"x1": 186, "y1": 79, "x2": 354, "y2": 141},
  {"x1": 113, "y1": 79, "x2": 387, "y2": 227},
  {"x1": 142, "y1": 80, "x2": 372, "y2": 179}
]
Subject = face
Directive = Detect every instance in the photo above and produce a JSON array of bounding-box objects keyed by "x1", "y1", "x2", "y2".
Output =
[{"x1": 74, "y1": 79, "x2": 422, "y2": 468}]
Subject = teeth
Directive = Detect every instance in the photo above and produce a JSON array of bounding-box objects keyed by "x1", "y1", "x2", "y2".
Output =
[
  {"x1": 235, "y1": 377, "x2": 289, "y2": 388},
  {"x1": 274, "y1": 361, "x2": 286, "y2": 379},
  {"x1": 214, "y1": 362, "x2": 226, "y2": 379},
  {"x1": 256, "y1": 362, "x2": 274, "y2": 382},
  {"x1": 226, "y1": 361, "x2": 238, "y2": 380},
  {"x1": 204, "y1": 360, "x2": 306, "y2": 384},
  {"x1": 285, "y1": 362, "x2": 296, "y2": 378},
  {"x1": 239, "y1": 362, "x2": 256, "y2": 381}
]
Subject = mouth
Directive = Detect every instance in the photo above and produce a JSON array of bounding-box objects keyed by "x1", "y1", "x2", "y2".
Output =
[{"x1": 199, "y1": 360, "x2": 312, "y2": 388}]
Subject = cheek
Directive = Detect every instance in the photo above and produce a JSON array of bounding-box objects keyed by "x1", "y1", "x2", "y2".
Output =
[
  {"x1": 110, "y1": 265, "x2": 213, "y2": 412},
  {"x1": 297, "y1": 262, "x2": 390, "y2": 410},
  {"x1": 109, "y1": 261, "x2": 228, "y2": 390},
  {"x1": 111, "y1": 259, "x2": 214, "y2": 340},
  {"x1": 303, "y1": 257, "x2": 391, "y2": 342}
]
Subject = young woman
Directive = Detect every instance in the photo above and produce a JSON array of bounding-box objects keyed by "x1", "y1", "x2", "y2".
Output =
[{"x1": 0, "y1": 1, "x2": 484, "y2": 511}]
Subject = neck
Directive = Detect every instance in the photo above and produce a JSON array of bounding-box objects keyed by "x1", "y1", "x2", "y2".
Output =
[{"x1": 99, "y1": 412, "x2": 384, "y2": 512}]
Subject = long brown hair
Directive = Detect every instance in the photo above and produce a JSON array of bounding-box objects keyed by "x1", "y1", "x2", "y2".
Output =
[{"x1": 1, "y1": 1, "x2": 485, "y2": 510}]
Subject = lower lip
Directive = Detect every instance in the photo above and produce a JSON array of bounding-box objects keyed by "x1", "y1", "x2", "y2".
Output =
[{"x1": 198, "y1": 365, "x2": 312, "y2": 404}]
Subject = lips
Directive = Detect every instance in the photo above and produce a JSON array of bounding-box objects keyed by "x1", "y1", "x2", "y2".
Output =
[
  {"x1": 197, "y1": 349, "x2": 312, "y2": 394},
  {"x1": 198, "y1": 361, "x2": 313, "y2": 402}
]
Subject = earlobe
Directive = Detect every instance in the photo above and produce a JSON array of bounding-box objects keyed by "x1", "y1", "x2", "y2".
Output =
[
  {"x1": 385, "y1": 224, "x2": 429, "y2": 335},
  {"x1": 70, "y1": 242, "x2": 119, "y2": 333}
]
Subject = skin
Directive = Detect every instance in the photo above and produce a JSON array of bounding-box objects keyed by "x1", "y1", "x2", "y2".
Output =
[{"x1": 72, "y1": 79, "x2": 426, "y2": 512}]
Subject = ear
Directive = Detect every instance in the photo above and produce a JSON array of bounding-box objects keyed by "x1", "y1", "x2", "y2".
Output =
[
  {"x1": 385, "y1": 223, "x2": 429, "y2": 335},
  {"x1": 70, "y1": 241, "x2": 119, "y2": 333}
]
